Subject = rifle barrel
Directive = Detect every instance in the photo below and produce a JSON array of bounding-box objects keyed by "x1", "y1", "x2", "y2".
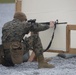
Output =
[
  {"x1": 56, "y1": 22, "x2": 67, "y2": 24},
  {"x1": 39, "y1": 22, "x2": 67, "y2": 25},
  {"x1": 39, "y1": 22, "x2": 50, "y2": 25}
]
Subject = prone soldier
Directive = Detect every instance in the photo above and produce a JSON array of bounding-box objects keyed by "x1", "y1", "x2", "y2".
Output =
[{"x1": 1, "y1": 12, "x2": 55, "y2": 68}]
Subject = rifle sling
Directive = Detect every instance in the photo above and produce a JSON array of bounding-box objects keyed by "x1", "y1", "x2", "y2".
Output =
[{"x1": 43, "y1": 23, "x2": 57, "y2": 52}]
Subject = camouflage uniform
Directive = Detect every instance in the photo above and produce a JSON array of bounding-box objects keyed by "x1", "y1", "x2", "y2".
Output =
[
  {"x1": 1, "y1": 12, "x2": 54, "y2": 68},
  {"x1": 23, "y1": 32, "x2": 43, "y2": 56},
  {"x1": 2, "y1": 19, "x2": 49, "y2": 64}
]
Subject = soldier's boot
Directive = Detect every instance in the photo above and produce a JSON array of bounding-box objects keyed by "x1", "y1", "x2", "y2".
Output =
[{"x1": 37, "y1": 55, "x2": 55, "y2": 68}]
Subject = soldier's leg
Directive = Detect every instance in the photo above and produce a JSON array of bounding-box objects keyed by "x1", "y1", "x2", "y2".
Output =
[
  {"x1": 2, "y1": 43, "x2": 14, "y2": 67},
  {"x1": 26, "y1": 35, "x2": 37, "y2": 62},
  {"x1": 10, "y1": 41, "x2": 23, "y2": 64},
  {"x1": 28, "y1": 51, "x2": 36, "y2": 62},
  {"x1": 2, "y1": 41, "x2": 23, "y2": 67},
  {"x1": 22, "y1": 37, "x2": 31, "y2": 62},
  {"x1": 32, "y1": 34, "x2": 55, "y2": 68},
  {"x1": 22, "y1": 40, "x2": 29, "y2": 62}
]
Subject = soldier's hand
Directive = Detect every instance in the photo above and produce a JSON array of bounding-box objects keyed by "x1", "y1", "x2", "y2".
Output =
[{"x1": 50, "y1": 21, "x2": 55, "y2": 28}]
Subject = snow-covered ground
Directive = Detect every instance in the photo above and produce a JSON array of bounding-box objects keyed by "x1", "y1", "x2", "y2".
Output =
[{"x1": 0, "y1": 56, "x2": 76, "y2": 75}]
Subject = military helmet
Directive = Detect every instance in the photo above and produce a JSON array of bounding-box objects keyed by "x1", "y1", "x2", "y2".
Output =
[{"x1": 14, "y1": 12, "x2": 27, "y2": 21}]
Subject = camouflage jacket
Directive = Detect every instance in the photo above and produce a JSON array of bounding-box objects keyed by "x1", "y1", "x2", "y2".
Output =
[{"x1": 2, "y1": 19, "x2": 50, "y2": 42}]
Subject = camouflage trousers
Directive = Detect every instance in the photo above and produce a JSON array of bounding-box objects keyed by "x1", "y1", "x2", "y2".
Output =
[
  {"x1": 23, "y1": 33, "x2": 43, "y2": 57},
  {"x1": 2, "y1": 33, "x2": 43, "y2": 66},
  {"x1": 2, "y1": 41, "x2": 23, "y2": 66}
]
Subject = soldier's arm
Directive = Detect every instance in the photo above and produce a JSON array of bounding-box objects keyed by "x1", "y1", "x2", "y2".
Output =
[
  {"x1": 30, "y1": 21, "x2": 54, "y2": 32},
  {"x1": 24, "y1": 21, "x2": 54, "y2": 32},
  {"x1": 30, "y1": 23, "x2": 50, "y2": 32}
]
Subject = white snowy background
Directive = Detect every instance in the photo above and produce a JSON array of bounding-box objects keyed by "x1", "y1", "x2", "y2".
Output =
[{"x1": 0, "y1": 3, "x2": 76, "y2": 75}]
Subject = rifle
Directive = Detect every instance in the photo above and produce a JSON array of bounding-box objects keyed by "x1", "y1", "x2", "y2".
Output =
[
  {"x1": 28, "y1": 19, "x2": 67, "y2": 25},
  {"x1": 28, "y1": 19, "x2": 67, "y2": 52}
]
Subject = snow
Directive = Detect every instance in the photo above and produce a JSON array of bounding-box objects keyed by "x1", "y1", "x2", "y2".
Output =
[{"x1": 0, "y1": 56, "x2": 76, "y2": 75}]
